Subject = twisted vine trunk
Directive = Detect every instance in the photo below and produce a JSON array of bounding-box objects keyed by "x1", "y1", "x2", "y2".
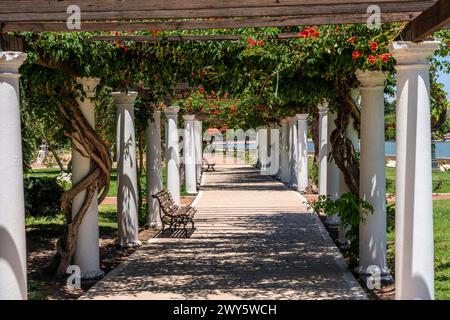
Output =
[
  {"x1": 329, "y1": 81, "x2": 360, "y2": 196},
  {"x1": 45, "y1": 88, "x2": 112, "y2": 278}
]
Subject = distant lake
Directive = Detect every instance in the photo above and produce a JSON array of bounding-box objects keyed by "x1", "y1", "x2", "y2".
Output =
[{"x1": 213, "y1": 140, "x2": 450, "y2": 159}]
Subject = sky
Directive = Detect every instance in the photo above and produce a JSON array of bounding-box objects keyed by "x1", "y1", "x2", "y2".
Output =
[{"x1": 436, "y1": 56, "x2": 450, "y2": 100}]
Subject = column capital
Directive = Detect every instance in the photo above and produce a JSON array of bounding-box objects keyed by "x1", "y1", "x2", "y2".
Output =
[
  {"x1": 182, "y1": 115, "x2": 196, "y2": 122},
  {"x1": 164, "y1": 106, "x2": 180, "y2": 117},
  {"x1": 389, "y1": 41, "x2": 440, "y2": 67},
  {"x1": 0, "y1": 51, "x2": 27, "y2": 75},
  {"x1": 112, "y1": 91, "x2": 138, "y2": 106},
  {"x1": 296, "y1": 114, "x2": 308, "y2": 121},
  {"x1": 77, "y1": 77, "x2": 100, "y2": 97},
  {"x1": 288, "y1": 117, "x2": 297, "y2": 124},
  {"x1": 356, "y1": 70, "x2": 387, "y2": 88},
  {"x1": 317, "y1": 102, "x2": 329, "y2": 113}
]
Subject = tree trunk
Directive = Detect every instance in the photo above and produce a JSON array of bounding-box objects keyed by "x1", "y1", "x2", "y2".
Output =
[
  {"x1": 49, "y1": 145, "x2": 65, "y2": 171},
  {"x1": 44, "y1": 83, "x2": 112, "y2": 278}
]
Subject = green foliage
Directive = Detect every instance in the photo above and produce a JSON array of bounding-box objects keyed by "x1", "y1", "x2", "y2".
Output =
[
  {"x1": 24, "y1": 177, "x2": 64, "y2": 218},
  {"x1": 307, "y1": 193, "x2": 374, "y2": 264}
]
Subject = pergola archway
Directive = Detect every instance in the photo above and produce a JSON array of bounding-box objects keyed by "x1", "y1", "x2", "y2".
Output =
[{"x1": 0, "y1": 0, "x2": 449, "y2": 300}]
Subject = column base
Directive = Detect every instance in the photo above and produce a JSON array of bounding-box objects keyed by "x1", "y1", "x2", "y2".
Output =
[
  {"x1": 120, "y1": 240, "x2": 142, "y2": 248},
  {"x1": 81, "y1": 269, "x2": 105, "y2": 280},
  {"x1": 355, "y1": 265, "x2": 394, "y2": 287}
]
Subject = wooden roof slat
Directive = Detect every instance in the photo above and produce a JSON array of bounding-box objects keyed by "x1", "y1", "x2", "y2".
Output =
[
  {"x1": 399, "y1": 0, "x2": 450, "y2": 41},
  {"x1": 0, "y1": 0, "x2": 428, "y2": 13},
  {"x1": 0, "y1": 1, "x2": 435, "y2": 21},
  {"x1": 1, "y1": 13, "x2": 421, "y2": 32}
]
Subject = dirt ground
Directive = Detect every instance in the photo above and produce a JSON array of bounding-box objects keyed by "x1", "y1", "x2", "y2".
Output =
[{"x1": 26, "y1": 196, "x2": 195, "y2": 300}]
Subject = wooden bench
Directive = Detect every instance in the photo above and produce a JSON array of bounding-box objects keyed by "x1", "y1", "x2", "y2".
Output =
[
  {"x1": 152, "y1": 190, "x2": 196, "y2": 233},
  {"x1": 202, "y1": 158, "x2": 216, "y2": 172}
]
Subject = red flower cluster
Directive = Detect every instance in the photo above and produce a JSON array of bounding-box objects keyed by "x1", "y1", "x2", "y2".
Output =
[
  {"x1": 248, "y1": 37, "x2": 264, "y2": 47},
  {"x1": 352, "y1": 50, "x2": 364, "y2": 61},
  {"x1": 297, "y1": 27, "x2": 320, "y2": 39},
  {"x1": 368, "y1": 53, "x2": 391, "y2": 64},
  {"x1": 370, "y1": 41, "x2": 378, "y2": 52}
]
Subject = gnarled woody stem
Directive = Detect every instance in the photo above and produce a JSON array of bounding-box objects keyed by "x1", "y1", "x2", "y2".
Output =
[{"x1": 45, "y1": 90, "x2": 112, "y2": 278}]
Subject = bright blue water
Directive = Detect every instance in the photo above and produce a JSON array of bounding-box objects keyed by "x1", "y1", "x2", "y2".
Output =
[{"x1": 214, "y1": 141, "x2": 450, "y2": 159}]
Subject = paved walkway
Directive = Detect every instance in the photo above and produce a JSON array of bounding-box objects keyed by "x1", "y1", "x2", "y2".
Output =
[{"x1": 82, "y1": 165, "x2": 366, "y2": 300}]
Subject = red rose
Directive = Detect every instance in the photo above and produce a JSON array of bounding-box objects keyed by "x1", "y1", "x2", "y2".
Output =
[
  {"x1": 370, "y1": 41, "x2": 378, "y2": 52},
  {"x1": 368, "y1": 55, "x2": 377, "y2": 64},
  {"x1": 258, "y1": 41, "x2": 264, "y2": 46},
  {"x1": 199, "y1": 87, "x2": 205, "y2": 94}
]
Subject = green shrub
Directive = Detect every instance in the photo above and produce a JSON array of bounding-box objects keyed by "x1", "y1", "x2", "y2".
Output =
[
  {"x1": 24, "y1": 177, "x2": 64, "y2": 218},
  {"x1": 307, "y1": 193, "x2": 374, "y2": 266}
]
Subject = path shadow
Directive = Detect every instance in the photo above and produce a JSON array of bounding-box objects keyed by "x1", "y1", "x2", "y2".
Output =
[{"x1": 154, "y1": 228, "x2": 196, "y2": 239}]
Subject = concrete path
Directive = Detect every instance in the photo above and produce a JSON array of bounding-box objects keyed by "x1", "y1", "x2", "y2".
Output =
[{"x1": 82, "y1": 165, "x2": 366, "y2": 300}]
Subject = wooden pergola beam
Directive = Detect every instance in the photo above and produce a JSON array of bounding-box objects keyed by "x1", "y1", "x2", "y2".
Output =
[
  {"x1": 2, "y1": 13, "x2": 421, "y2": 32},
  {"x1": 399, "y1": 0, "x2": 450, "y2": 41},
  {"x1": 0, "y1": 1, "x2": 433, "y2": 21}
]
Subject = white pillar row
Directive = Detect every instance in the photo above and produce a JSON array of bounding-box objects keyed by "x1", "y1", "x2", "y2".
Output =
[
  {"x1": 338, "y1": 90, "x2": 360, "y2": 245},
  {"x1": 165, "y1": 107, "x2": 181, "y2": 205},
  {"x1": 356, "y1": 70, "x2": 391, "y2": 283},
  {"x1": 288, "y1": 117, "x2": 298, "y2": 188},
  {"x1": 326, "y1": 111, "x2": 340, "y2": 226},
  {"x1": 146, "y1": 111, "x2": 163, "y2": 229},
  {"x1": 71, "y1": 77, "x2": 104, "y2": 279},
  {"x1": 0, "y1": 51, "x2": 28, "y2": 299},
  {"x1": 390, "y1": 41, "x2": 439, "y2": 300},
  {"x1": 318, "y1": 103, "x2": 329, "y2": 196},
  {"x1": 194, "y1": 119, "x2": 203, "y2": 185},
  {"x1": 280, "y1": 119, "x2": 290, "y2": 183},
  {"x1": 296, "y1": 114, "x2": 309, "y2": 193},
  {"x1": 113, "y1": 91, "x2": 141, "y2": 248},
  {"x1": 183, "y1": 115, "x2": 197, "y2": 194}
]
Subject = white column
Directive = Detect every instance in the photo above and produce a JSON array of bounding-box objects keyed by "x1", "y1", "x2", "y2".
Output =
[
  {"x1": 288, "y1": 117, "x2": 298, "y2": 187},
  {"x1": 71, "y1": 77, "x2": 104, "y2": 279},
  {"x1": 356, "y1": 70, "x2": 391, "y2": 282},
  {"x1": 268, "y1": 127, "x2": 280, "y2": 176},
  {"x1": 194, "y1": 119, "x2": 203, "y2": 185},
  {"x1": 0, "y1": 52, "x2": 27, "y2": 299},
  {"x1": 338, "y1": 90, "x2": 360, "y2": 245},
  {"x1": 297, "y1": 114, "x2": 309, "y2": 192},
  {"x1": 113, "y1": 92, "x2": 141, "y2": 247},
  {"x1": 280, "y1": 119, "x2": 290, "y2": 183},
  {"x1": 258, "y1": 128, "x2": 269, "y2": 174},
  {"x1": 146, "y1": 111, "x2": 163, "y2": 229},
  {"x1": 390, "y1": 41, "x2": 439, "y2": 300},
  {"x1": 165, "y1": 107, "x2": 181, "y2": 205},
  {"x1": 318, "y1": 104, "x2": 328, "y2": 196},
  {"x1": 326, "y1": 111, "x2": 340, "y2": 226},
  {"x1": 183, "y1": 115, "x2": 197, "y2": 194}
]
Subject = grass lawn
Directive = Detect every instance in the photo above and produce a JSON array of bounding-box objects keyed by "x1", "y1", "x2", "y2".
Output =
[
  {"x1": 387, "y1": 199, "x2": 450, "y2": 300},
  {"x1": 386, "y1": 167, "x2": 450, "y2": 194},
  {"x1": 26, "y1": 204, "x2": 118, "y2": 235},
  {"x1": 28, "y1": 166, "x2": 189, "y2": 197}
]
